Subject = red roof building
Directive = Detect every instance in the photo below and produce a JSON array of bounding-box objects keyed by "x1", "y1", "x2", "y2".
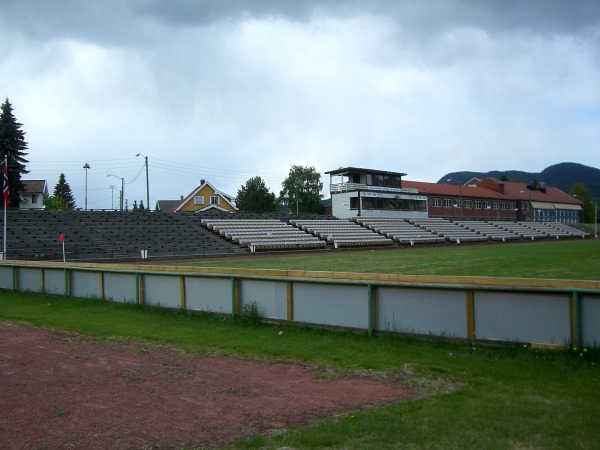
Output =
[{"x1": 326, "y1": 167, "x2": 582, "y2": 223}]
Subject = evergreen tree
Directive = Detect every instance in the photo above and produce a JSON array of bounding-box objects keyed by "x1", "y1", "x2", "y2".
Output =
[
  {"x1": 132, "y1": 200, "x2": 138, "y2": 211},
  {"x1": 0, "y1": 98, "x2": 29, "y2": 208},
  {"x1": 52, "y1": 173, "x2": 76, "y2": 209},
  {"x1": 279, "y1": 165, "x2": 323, "y2": 214},
  {"x1": 139, "y1": 200, "x2": 145, "y2": 211},
  {"x1": 236, "y1": 176, "x2": 277, "y2": 213}
]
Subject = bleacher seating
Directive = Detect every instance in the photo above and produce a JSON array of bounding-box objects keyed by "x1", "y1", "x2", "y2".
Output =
[
  {"x1": 4, "y1": 210, "x2": 244, "y2": 261},
  {"x1": 490, "y1": 221, "x2": 548, "y2": 240},
  {"x1": 409, "y1": 218, "x2": 488, "y2": 243},
  {"x1": 546, "y1": 222, "x2": 590, "y2": 238},
  {"x1": 523, "y1": 222, "x2": 579, "y2": 239},
  {"x1": 354, "y1": 218, "x2": 445, "y2": 245},
  {"x1": 453, "y1": 221, "x2": 520, "y2": 242},
  {"x1": 3, "y1": 210, "x2": 591, "y2": 261},
  {"x1": 201, "y1": 219, "x2": 327, "y2": 252},
  {"x1": 291, "y1": 219, "x2": 393, "y2": 248}
]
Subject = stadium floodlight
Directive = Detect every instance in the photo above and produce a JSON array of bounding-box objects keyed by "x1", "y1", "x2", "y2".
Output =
[{"x1": 83, "y1": 163, "x2": 90, "y2": 211}]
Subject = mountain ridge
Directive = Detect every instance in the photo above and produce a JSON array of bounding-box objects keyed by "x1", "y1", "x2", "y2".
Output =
[{"x1": 439, "y1": 162, "x2": 600, "y2": 198}]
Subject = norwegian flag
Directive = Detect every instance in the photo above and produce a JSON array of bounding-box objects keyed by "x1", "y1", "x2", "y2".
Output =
[{"x1": 2, "y1": 158, "x2": 8, "y2": 208}]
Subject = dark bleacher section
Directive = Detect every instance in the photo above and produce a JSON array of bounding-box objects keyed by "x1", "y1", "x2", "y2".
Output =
[
  {"x1": 4, "y1": 210, "x2": 591, "y2": 262},
  {"x1": 3, "y1": 210, "x2": 244, "y2": 261}
]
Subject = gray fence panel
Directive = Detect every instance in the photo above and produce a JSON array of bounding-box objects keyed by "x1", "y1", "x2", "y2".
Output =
[
  {"x1": 104, "y1": 273, "x2": 137, "y2": 303},
  {"x1": 71, "y1": 271, "x2": 102, "y2": 298},
  {"x1": 185, "y1": 277, "x2": 231, "y2": 314},
  {"x1": 581, "y1": 295, "x2": 600, "y2": 348},
  {"x1": 44, "y1": 269, "x2": 66, "y2": 295},
  {"x1": 293, "y1": 283, "x2": 368, "y2": 329},
  {"x1": 475, "y1": 292, "x2": 570, "y2": 344},
  {"x1": 144, "y1": 275, "x2": 180, "y2": 308},
  {"x1": 0, "y1": 266, "x2": 13, "y2": 289},
  {"x1": 17, "y1": 268, "x2": 42, "y2": 292},
  {"x1": 377, "y1": 287, "x2": 467, "y2": 337},
  {"x1": 239, "y1": 279, "x2": 287, "y2": 320}
]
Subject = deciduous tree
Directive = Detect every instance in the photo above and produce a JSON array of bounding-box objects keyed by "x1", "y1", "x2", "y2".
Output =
[
  {"x1": 570, "y1": 182, "x2": 593, "y2": 223},
  {"x1": 280, "y1": 165, "x2": 323, "y2": 214}
]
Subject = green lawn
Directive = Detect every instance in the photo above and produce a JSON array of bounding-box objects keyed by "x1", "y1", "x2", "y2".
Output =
[
  {"x1": 1, "y1": 239, "x2": 599, "y2": 449},
  {"x1": 184, "y1": 240, "x2": 600, "y2": 280}
]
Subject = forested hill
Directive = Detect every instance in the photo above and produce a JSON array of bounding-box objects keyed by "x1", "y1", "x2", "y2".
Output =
[{"x1": 439, "y1": 162, "x2": 600, "y2": 198}]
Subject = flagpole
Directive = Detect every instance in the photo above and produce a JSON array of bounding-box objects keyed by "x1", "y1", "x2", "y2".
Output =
[{"x1": 3, "y1": 155, "x2": 7, "y2": 261}]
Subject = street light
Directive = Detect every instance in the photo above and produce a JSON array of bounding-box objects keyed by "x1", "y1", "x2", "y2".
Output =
[
  {"x1": 83, "y1": 163, "x2": 90, "y2": 211},
  {"x1": 107, "y1": 174, "x2": 124, "y2": 211},
  {"x1": 136, "y1": 153, "x2": 149, "y2": 210}
]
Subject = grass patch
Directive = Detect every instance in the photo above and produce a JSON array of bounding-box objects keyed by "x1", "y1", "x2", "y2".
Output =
[
  {"x1": 1, "y1": 290, "x2": 599, "y2": 449},
  {"x1": 183, "y1": 240, "x2": 600, "y2": 280}
]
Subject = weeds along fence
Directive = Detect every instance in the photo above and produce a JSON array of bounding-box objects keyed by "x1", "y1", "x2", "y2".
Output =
[{"x1": 0, "y1": 260, "x2": 599, "y2": 348}]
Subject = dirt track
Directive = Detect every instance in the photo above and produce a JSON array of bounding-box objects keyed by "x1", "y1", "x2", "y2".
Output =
[{"x1": 0, "y1": 321, "x2": 417, "y2": 449}]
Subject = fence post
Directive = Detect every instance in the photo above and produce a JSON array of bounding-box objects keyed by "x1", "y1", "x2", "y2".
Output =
[
  {"x1": 180, "y1": 275, "x2": 186, "y2": 310},
  {"x1": 286, "y1": 281, "x2": 293, "y2": 321},
  {"x1": 570, "y1": 291, "x2": 581, "y2": 348},
  {"x1": 466, "y1": 290, "x2": 475, "y2": 339},
  {"x1": 368, "y1": 284, "x2": 375, "y2": 337},
  {"x1": 231, "y1": 276, "x2": 239, "y2": 318}
]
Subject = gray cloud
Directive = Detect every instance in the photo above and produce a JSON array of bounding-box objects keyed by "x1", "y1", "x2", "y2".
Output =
[{"x1": 0, "y1": 0, "x2": 598, "y2": 209}]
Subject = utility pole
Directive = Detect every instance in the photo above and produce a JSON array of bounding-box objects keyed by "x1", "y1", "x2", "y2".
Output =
[
  {"x1": 107, "y1": 174, "x2": 124, "y2": 211},
  {"x1": 136, "y1": 153, "x2": 149, "y2": 210}
]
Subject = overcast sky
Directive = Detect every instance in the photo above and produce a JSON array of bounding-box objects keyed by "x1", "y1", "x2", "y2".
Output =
[{"x1": 1, "y1": 0, "x2": 599, "y2": 210}]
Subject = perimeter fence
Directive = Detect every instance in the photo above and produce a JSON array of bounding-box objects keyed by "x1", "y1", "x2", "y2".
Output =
[{"x1": 1, "y1": 261, "x2": 599, "y2": 348}]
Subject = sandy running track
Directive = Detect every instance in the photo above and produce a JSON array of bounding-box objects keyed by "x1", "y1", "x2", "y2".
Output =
[{"x1": 0, "y1": 321, "x2": 418, "y2": 449}]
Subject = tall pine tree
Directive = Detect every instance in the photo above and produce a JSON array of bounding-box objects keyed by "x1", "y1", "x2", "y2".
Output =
[
  {"x1": 53, "y1": 173, "x2": 76, "y2": 210},
  {"x1": 0, "y1": 99, "x2": 29, "y2": 208}
]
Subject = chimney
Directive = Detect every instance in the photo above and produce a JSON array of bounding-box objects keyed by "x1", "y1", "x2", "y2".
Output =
[{"x1": 200, "y1": 179, "x2": 205, "y2": 185}]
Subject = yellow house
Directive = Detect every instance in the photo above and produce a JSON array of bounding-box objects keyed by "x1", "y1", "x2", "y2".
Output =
[{"x1": 173, "y1": 180, "x2": 237, "y2": 213}]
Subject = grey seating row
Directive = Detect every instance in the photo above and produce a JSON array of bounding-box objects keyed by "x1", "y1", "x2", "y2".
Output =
[{"x1": 292, "y1": 219, "x2": 393, "y2": 248}]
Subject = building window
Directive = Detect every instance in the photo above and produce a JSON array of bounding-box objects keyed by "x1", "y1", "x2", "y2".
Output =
[
  {"x1": 431, "y1": 198, "x2": 442, "y2": 207},
  {"x1": 444, "y1": 199, "x2": 453, "y2": 207},
  {"x1": 484, "y1": 201, "x2": 491, "y2": 209},
  {"x1": 361, "y1": 197, "x2": 427, "y2": 212},
  {"x1": 493, "y1": 201, "x2": 499, "y2": 210},
  {"x1": 454, "y1": 199, "x2": 462, "y2": 208},
  {"x1": 475, "y1": 201, "x2": 482, "y2": 209},
  {"x1": 464, "y1": 200, "x2": 472, "y2": 209},
  {"x1": 31, "y1": 195, "x2": 38, "y2": 204},
  {"x1": 210, "y1": 195, "x2": 220, "y2": 205},
  {"x1": 350, "y1": 197, "x2": 358, "y2": 209},
  {"x1": 193, "y1": 196, "x2": 204, "y2": 205}
]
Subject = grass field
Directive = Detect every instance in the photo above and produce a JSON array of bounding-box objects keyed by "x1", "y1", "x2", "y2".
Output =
[
  {"x1": 1, "y1": 239, "x2": 600, "y2": 448},
  {"x1": 184, "y1": 239, "x2": 600, "y2": 280}
]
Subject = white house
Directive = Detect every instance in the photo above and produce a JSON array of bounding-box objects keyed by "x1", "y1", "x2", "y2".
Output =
[{"x1": 21, "y1": 180, "x2": 48, "y2": 209}]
